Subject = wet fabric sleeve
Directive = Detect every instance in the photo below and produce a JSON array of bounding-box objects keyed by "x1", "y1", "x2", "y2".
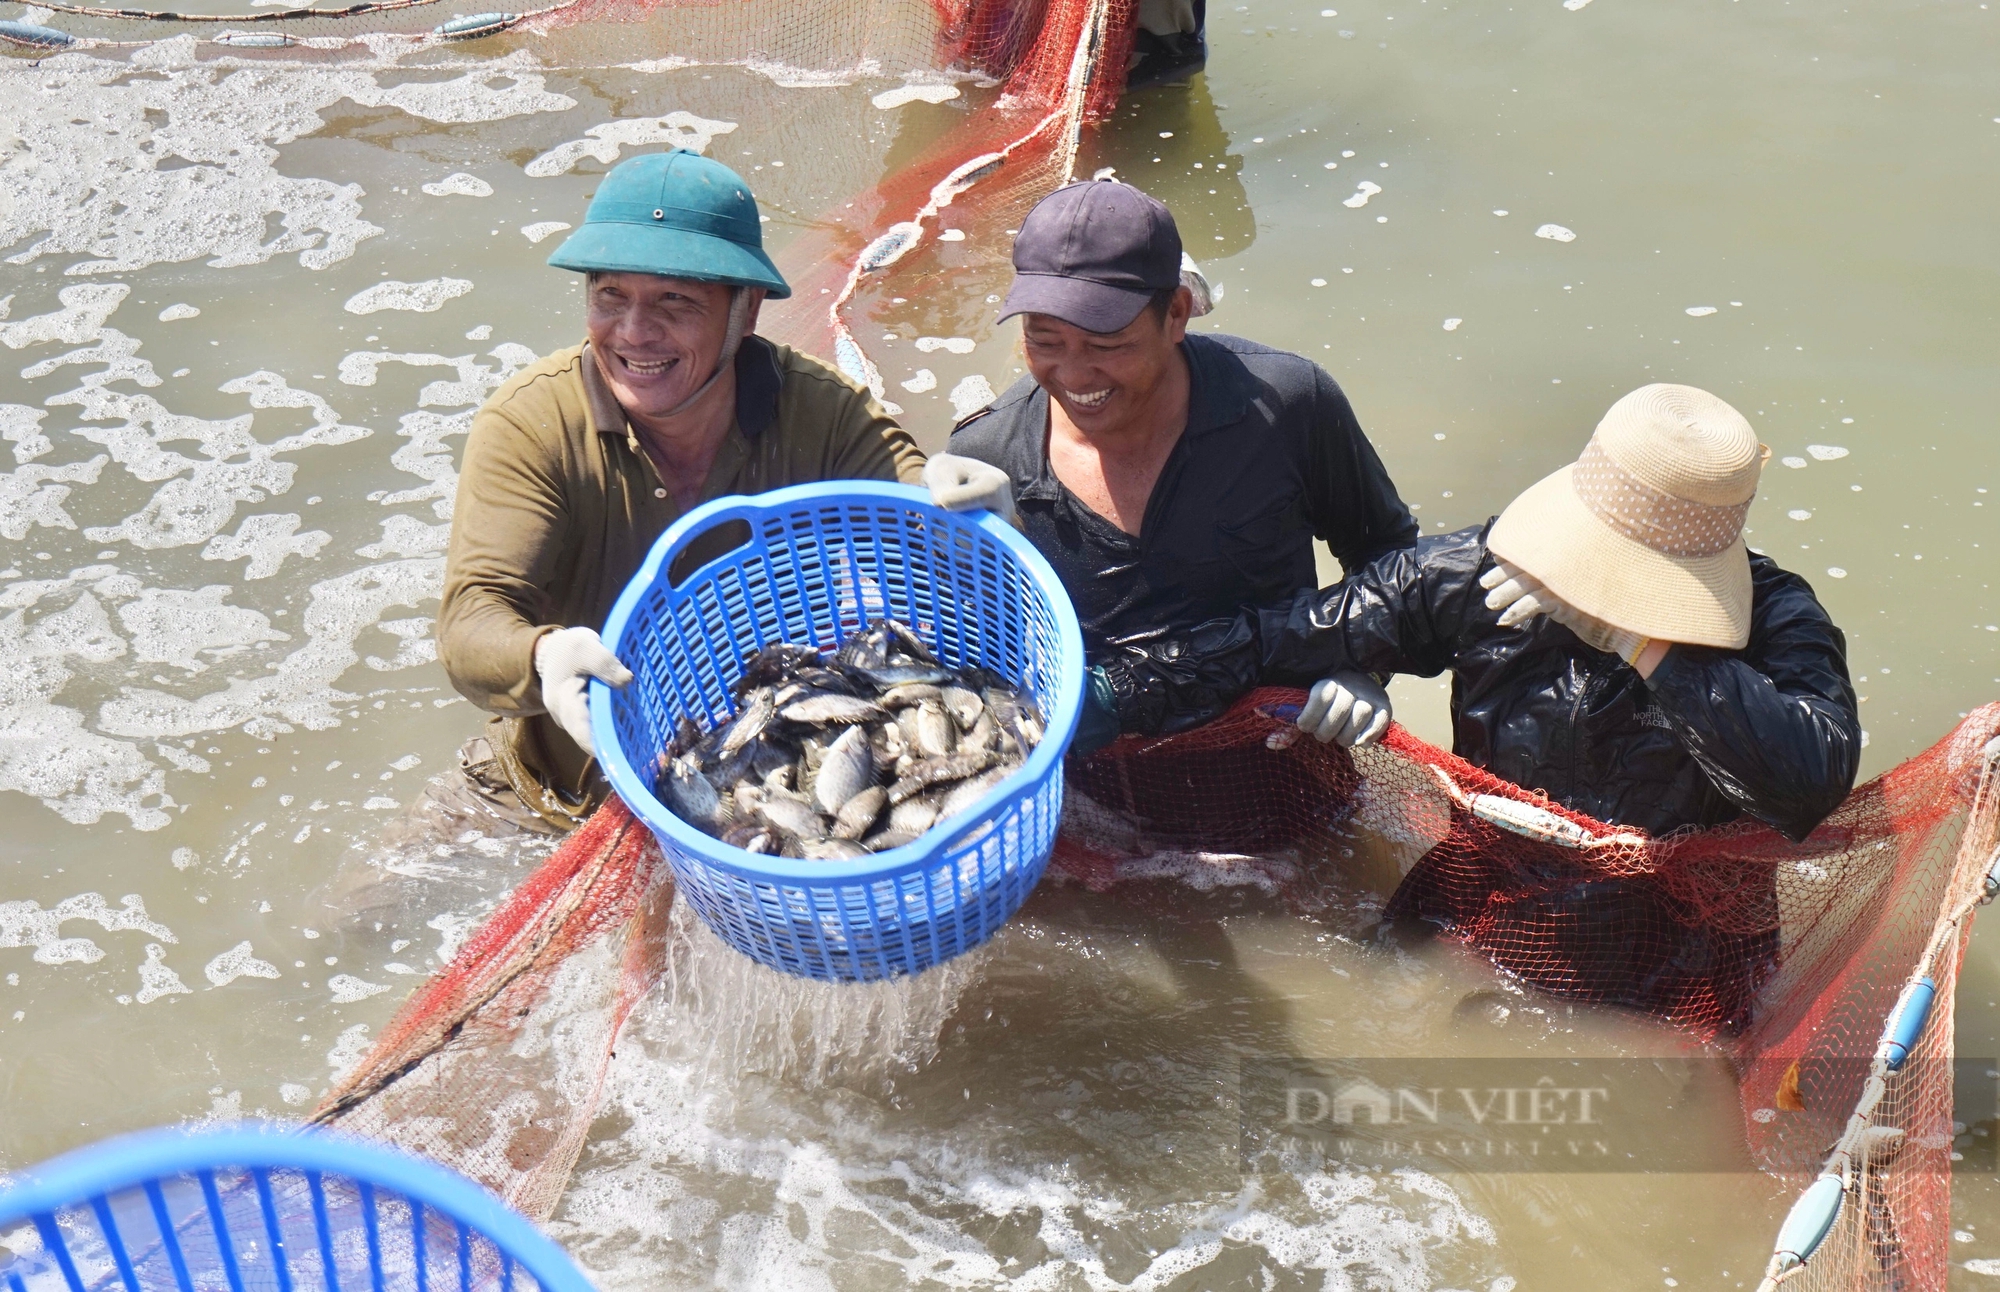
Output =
[
  {"x1": 1639, "y1": 569, "x2": 1861, "y2": 842},
  {"x1": 438, "y1": 407, "x2": 568, "y2": 718},
  {"x1": 1303, "y1": 366, "x2": 1421, "y2": 573},
  {"x1": 1102, "y1": 531, "x2": 1485, "y2": 734}
]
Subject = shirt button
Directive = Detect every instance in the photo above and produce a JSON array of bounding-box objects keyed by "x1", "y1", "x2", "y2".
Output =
[{"x1": 654, "y1": 488, "x2": 667, "y2": 499}]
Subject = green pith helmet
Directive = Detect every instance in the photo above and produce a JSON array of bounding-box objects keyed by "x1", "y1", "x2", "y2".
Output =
[{"x1": 547, "y1": 150, "x2": 791, "y2": 299}]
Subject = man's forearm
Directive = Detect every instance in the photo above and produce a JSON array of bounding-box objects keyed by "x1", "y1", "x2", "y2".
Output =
[{"x1": 436, "y1": 588, "x2": 557, "y2": 715}]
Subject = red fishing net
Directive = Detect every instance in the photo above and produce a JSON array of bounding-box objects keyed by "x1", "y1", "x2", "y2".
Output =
[{"x1": 1054, "y1": 689, "x2": 2000, "y2": 1291}]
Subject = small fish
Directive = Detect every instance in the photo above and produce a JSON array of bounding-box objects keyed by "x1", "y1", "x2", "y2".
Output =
[
  {"x1": 832, "y1": 785, "x2": 887, "y2": 839},
  {"x1": 1451, "y1": 989, "x2": 1514, "y2": 1028},
  {"x1": 881, "y1": 618, "x2": 938, "y2": 665},
  {"x1": 962, "y1": 709, "x2": 997, "y2": 754},
  {"x1": 660, "y1": 755, "x2": 724, "y2": 829},
  {"x1": 781, "y1": 694, "x2": 887, "y2": 726},
  {"x1": 863, "y1": 828, "x2": 921, "y2": 852},
  {"x1": 887, "y1": 797, "x2": 938, "y2": 835},
  {"x1": 852, "y1": 663, "x2": 955, "y2": 690},
  {"x1": 835, "y1": 625, "x2": 892, "y2": 670},
  {"x1": 720, "y1": 687, "x2": 776, "y2": 757},
  {"x1": 935, "y1": 766, "x2": 1009, "y2": 819},
  {"x1": 879, "y1": 683, "x2": 943, "y2": 709},
  {"x1": 722, "y1": 822, "x2": 777, "y2": 854},
  {"x1": 756, "y1": 794, "x2": 828, "y2": 842},
  {"x1": 814, "y1": 726, "x2": 874, "y2": 814},
  {"x1": 911, "y1": 699, "x2": 958, "y2": 759},
  {"x1": 940, "y1": 685, "x2": 984, "y2": 731},
  {"x1": 736, "y1": 643, "x2": 821, "y2": 696},
  {"x1": 888, "y1": 750, "x2": 994, "y2": 804}
]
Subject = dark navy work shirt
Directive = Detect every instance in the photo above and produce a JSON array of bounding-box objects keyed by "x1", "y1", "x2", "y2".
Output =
[{"x1": 947, "y1": 332, "x2": 1418, "y2": 661}]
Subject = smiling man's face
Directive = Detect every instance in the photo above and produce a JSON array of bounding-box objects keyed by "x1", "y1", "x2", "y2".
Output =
[
  {"x1": 1021, "y1": 289, "x2": 1190, "y2": 440},
  {"x1": 586, "y1": 272, "x2": 761, "y2": 426}
]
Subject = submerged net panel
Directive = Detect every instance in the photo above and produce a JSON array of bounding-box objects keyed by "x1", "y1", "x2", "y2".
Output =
[
  {"x1": 1050, "y1": 689, "x2": 2000, "y2": 1292},
  {"x1": 312, "y1": 799, "x2": 673, "y2": 1222}
]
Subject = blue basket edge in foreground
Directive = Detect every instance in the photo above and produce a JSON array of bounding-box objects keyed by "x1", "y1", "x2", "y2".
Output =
[
  {"x1": 589, "y1": 481, "x2": 1086, "y2": 976},
  {"x1": 0, "y1": 1123, "x2": 597, "y2": 1292}
]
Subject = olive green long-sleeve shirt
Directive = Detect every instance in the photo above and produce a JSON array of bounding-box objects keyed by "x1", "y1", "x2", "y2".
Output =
[{"x1": 439, "y1": 336, "x2": 925, "y2": 823}]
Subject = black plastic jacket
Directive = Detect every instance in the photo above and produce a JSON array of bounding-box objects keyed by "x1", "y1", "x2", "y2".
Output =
[{"x1": 1106, "y1": 523, "x2": 1862, "y2": 842}]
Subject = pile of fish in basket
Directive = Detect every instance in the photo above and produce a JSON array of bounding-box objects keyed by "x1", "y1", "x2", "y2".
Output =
[{"x1": 656, "y1": 618, "x2": 1047, "y2": 858}]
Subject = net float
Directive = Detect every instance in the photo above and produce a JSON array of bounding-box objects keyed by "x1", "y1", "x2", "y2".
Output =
[
  {"x1": 213, "y1": 30, "x2": 298, "y2": 45},
  {"x1": 0, "y1": 19, "x2": 75, "y2": 47},
  {"x1": 1875, "y1": 976, "x2": 1936, "y2": 1072},
  {"x1": 434, "y1": 12, "x2": 521, "y2": 38}
]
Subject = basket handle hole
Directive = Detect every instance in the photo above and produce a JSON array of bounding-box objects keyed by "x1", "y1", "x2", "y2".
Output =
[{"x1": 668, "y1": 518, "x2": 755, "y2": 589}]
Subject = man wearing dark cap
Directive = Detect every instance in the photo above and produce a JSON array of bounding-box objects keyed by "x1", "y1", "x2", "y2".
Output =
[{"x1": 925, "y1": 180, "x2": 1417, "y2": 750}]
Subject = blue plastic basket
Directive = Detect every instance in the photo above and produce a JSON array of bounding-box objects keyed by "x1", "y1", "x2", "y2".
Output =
[
  {"x1": 591, "y1": 481, "x2": 1085, "y2": 982},
  {"x1": 0, "y1": 1125, "x2": 596, "y2": 1292}
]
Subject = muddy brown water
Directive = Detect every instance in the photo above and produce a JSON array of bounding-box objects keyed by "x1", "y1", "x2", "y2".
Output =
[{"x1": 2, "y1": 0, "x2": 1998, "y2": 1286}]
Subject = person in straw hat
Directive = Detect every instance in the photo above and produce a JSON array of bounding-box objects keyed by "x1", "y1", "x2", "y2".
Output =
[{"x1": 1122, "y1": 383, "x2": 1862, "y2": 843}]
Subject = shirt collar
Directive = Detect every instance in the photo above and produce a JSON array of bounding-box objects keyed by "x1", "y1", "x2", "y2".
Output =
[
  {"x1": 1002, "y1": 333, "x2": 1250, "y2": 503},
  {"x1": 584, "y1": 335, "x2": 782, "y2": 440}
]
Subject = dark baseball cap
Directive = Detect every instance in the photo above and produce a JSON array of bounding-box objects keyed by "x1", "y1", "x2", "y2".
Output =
[{"x1": 998, "y1": 181, "x2": 1183, "y2": 334}]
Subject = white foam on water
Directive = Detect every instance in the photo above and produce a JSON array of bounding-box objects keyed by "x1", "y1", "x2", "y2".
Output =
[
  {"x1": 1444, "y1": 318, "x2": 1463, "y2": 330},
  {"x1": 328, "y1": 973, "x2": 389, "y2": 1002},
  {"x1": 344, "y1": 278, "x2": 476, "y2": 315},
  {"x1": 1564, "y1": 0, "x2": 1594, "y2": 10},
  {"x1": 204, "y1": 940, "x2": 281, "y2": 986},
  {"x1": 422, "y1": 173, "x2": 494, "y2": 198},
  {"x1": 1788, "y1": 509, "x2": 1812, "y2": 521},
  {"x1": 2, "y1": 404, "x2": 52, "y2": 466},
  {"x1": 525, "y1": 113, "x2": 739, "y2": 178},
  {"x1": 1685, "y1": 306, "x2": 1717, "y2": 316},
  {"x1": 201, "y1": 513, "x2": 332, "y2": 579},
  {"x1": 326, "y1": 1022, "x2": 372, "y2": 1076},
  {"x1": 1807, "y1": 444, "x2": 1849, "y2": 460},
  {"x1": 1, "y1": 50, "x2": 574, "y2": 276},
  {"x1": 119, "y1": 586, "x2": 289, "y2": 671},
  {"x1": 900, "y1": 369, "x2": 938, "y2": 393},
  {"x1": 1781, "y1": 455, "x2": 1808, "y2": 469},
  {"x1": 560, "y1": 908, "x2": 1499, "y2": 1290},
  {"x1": 937, "y1": 228, "x2": 967, "y2": 242},
  {"x1": 1344, "y1": 181, "x2": 1384, "y2": 208},
  {"x1": 0, "y1": 891, "x2": 174, "y2": 965},
  {"x1": 522, "y1": 221, "x2": 573, "y2": 244},
  {"x1": 135, "y1": 942, "x2": 192, "y2": 1002},
  {"x1": 914, "y1": 335, "x2": 975, "y2": 354},
  {"x1": 1535, "y1": 224, "x2": 1577, "y2": 242},
  {"x1": 871, "y1": 82, "x2": 961, "y2": 110},
  {"x1": 97, "y1": 557, "x2": 444, "y2": 740},
  {"x1": 948, "y1": 374, "x2": 995, "y2": 421},
  {"x1": 157, "y1": 304, "x2": 201, "y2": 322}
]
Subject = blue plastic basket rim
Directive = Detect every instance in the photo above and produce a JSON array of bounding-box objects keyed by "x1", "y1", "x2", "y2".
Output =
[
  {"x1": 589, "y1": 480, "x2": 1085, "y2": 885},
  {"x1": 0, "y1": 1123, "x2": 597, "y2": 1292}
]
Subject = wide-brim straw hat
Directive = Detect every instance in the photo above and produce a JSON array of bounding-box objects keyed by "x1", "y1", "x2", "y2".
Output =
[{"x1": 1487, "y1": 383, "x2": 1767, "y2": 649}]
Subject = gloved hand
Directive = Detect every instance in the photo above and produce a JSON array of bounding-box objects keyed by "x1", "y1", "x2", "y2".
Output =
[
  {"x1": 1296, "y1": 671, "x2": 1393, "y2": 747},
  {"x1": 535, "y1": 626, "x2": 632, "y2": 757},
  {"x1": 1069, "y1": 665, "x2": 1122, "y2": 757},
  {"x1": 924, "y1": 453, "x2": 1017, "y2": 527},
  {"x1": 1479, "y1": 560, "x2": 1653, "y2": 667}
]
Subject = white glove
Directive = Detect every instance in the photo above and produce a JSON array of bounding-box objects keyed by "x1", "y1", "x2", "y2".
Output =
[
  {"x1": 924, "y1": 453, "x2": 1017, "y2": 526},
  {"x1": 1479, "y1": 560, "x2": 1650, "y2": 666},
  {"x1": 535, "y1": 626, "x2": 632, "y2": 757},
  {"x1": 1297, "y1": 671, "x2": 1393, "y2": 747}
]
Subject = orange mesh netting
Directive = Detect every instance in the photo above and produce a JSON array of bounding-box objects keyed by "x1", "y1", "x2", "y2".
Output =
[
  {"x1": 313, "y1": 800, "x2": 673, "y2": 1221},
  {"x1": 1052, "y1": 688, "x2": 2000, "y2": 1291}
]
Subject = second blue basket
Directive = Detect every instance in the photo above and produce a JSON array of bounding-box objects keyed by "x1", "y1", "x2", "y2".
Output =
[{"x1": 591, "y1": 481, "x2": 1085, "y2": 982}]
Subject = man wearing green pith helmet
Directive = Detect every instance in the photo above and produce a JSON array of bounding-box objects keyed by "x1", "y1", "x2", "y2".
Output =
[{"x1": 437, "y1": 150, "x2": 926, "y2": 832}]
